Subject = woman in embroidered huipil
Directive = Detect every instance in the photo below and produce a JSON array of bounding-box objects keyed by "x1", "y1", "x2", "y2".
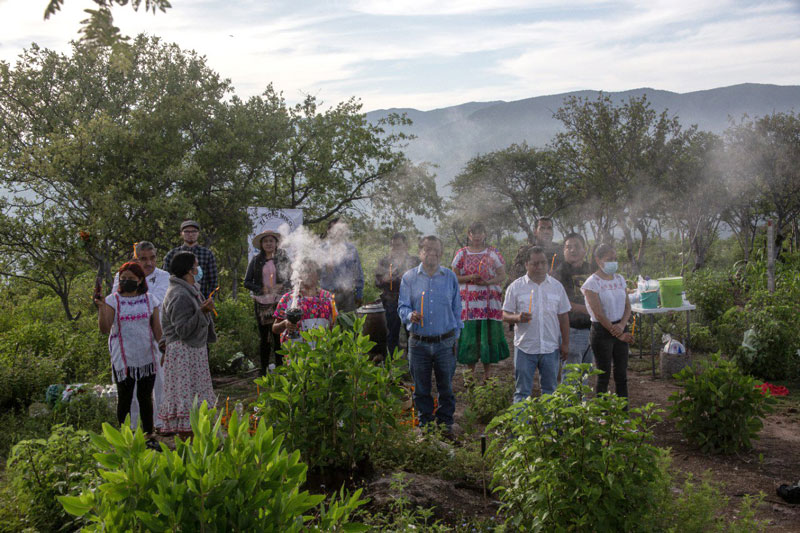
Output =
[
  {"x1": 451, "y1": 221, "x2": 509, "y2": 383},
  {"x1": 95, "y1": 262, "x2": 163, "y2": 440},
  {"x1": 273, "y1": 259, "x2": 335, "y2": 344}
]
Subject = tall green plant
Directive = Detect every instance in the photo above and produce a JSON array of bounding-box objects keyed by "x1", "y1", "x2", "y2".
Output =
[
  {"x1": 5, "y1": 424, "x2": 101, "y2": 532},
  {"x1": 487, "y1": 365, "x2": 667, "y2": 532},
  {"x1": 669, "y1": 354, "x2": 775, "y2": 454},
  {"x1": 255, "y1": 319, "x2": 404, "y2": 472},
  {"x1": 59, "y1": 403, "x2": 366, "y2": 531}
]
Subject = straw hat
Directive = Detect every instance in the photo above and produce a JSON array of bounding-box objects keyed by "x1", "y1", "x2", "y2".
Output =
[{"x1": 252, "y1": 230, "x2": 282, "y2": 250}]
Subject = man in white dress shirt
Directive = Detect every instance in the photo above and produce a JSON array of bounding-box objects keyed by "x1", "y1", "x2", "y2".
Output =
[
  {"x1": 112, "y1": 241, "x2": 169, "y2": 430},
  {"x1": 502, "y1": 246, "x2": 571, "y2": 403}
]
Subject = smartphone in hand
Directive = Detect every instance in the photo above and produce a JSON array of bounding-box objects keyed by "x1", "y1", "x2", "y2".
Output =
[{"x1": 93, "y1": 275, "x2": 103, "y2": 300}]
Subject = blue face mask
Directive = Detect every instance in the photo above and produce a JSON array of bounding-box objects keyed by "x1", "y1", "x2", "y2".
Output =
[
  {"x1": 195, "y1": 265, "x2": 204, "y2": 282},
  {"x1": 602, "y1": 261, "x2": 618, "y2": 275}
]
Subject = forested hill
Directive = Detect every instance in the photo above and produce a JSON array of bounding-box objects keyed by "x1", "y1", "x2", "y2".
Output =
[{"x1": 366, "y1": 83, "x2": 800, "y2": 190}]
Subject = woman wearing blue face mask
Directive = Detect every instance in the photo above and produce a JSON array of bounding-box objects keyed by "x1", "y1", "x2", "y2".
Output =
[
  {"x1": 580, "y1": 243, "x2": 633, "y2": 399},
  {"x1": 158, "y1": 251, "x2": 217, "y2": 437}
]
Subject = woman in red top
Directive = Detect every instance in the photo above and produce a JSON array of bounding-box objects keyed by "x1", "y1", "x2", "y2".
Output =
[{"x1": 273, "y1": 259, "x2": 335, "y2": 343}]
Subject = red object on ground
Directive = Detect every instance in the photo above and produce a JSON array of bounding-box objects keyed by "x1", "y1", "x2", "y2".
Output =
[{"x1": 756, "y1": 382, "x2": 789, "y2": 396}]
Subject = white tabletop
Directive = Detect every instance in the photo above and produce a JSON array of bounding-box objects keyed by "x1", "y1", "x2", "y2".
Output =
[{"x1": 631, "y1": 303, "x2": 696, "y2": 314}]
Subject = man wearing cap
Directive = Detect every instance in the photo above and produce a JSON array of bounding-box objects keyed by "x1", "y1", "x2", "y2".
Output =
[{"x1": 163, "y1": 220, "x2": 219, "y2": 299}]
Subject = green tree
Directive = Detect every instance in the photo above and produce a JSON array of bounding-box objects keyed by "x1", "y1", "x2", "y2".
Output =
[
  {"x1": 665, "y1": 131, "x2": 727, "y2": 272},
  {"x1": 724, "y1": 112, "x2": 800, "y2": 259},
  {"x1": 446, "y1": 143, "x2": 574, "y2": 243},
  {"x1": 43, "y1": 1, "x2": 171, "y2": 71},
  {"x1": 555, "y1": 94, "x2": 689, "y2": 273},
  {"x1": 0, "y1": 36, "x2": 233, "y2": 305}
]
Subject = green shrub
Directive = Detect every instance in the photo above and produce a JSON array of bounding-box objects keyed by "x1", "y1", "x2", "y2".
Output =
[
  {"x1": 6, "y1": 424, "x2": 101, "y2": 532},
  {"x1": 0, "y1": 352, "x2": 64, "y2": 409},
  {"x1": 371, "y1": 424, "x2": 455, "y2": 478},
  {"x1": 255, "y1": 319, "x2": 404, "y2": 472},
  {"x1": 714, "y1": 306, "x2": 747, "y2": 356},
  {"x1": 733, "y1": 289, "x2": 800, "y2": 380},
  {"x1": 685, "y1": 270, "x2": 736, "y2": 327},
  {"x1": 689, "y1": 324, "x2": 719, "y2": 354},
  {"x1": 487, "y1": 365, "x2": 667, "y2": 532},
  {"x1": 51, "y1": 393, "x2": 116, "y2": 433},
  {"x1": 462, "y1": 374, "x2": 514, "y2": 425},
  {"x1": 669, "y1": 354, "x2": 775, "y2": 454},
  {"x1": 59, "y1": 403, "x2": 367, "y2": 532}
]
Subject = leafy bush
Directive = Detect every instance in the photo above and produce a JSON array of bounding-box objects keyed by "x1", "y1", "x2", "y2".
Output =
[
  {"x1": 51, "y1": 392, "x2": 116, "y2": 433},
  {"x1": 371, "y1": 424, "x2": 455, "y2": 478},
  {"x1": 487, "y1": 365, "x2": 667, "y2": 532},
  {"x1": 255, "y1": 319, "x2": 404, "y2": 472},
  {"x1": 0, "y1": 352, "x2": 63, "y2": 409},
  {"x1": 733, "y1": 289, "x2": 800, "y2": 380},
  {"x1": 462, "y1": 373, "x2": 514, "y2": 425},
  {"x1": 59, "y1": 403, "x2": 367, "y2": 532},
  {"x1": 669, "y1": 354, "x2": 775, "y2": 454},
  {"x1": 653, "y1": 474, "x2": 767, "y2": 533},
  {"x1": 5, "y1": 424, "x2": 101, "y2": 532},
  {"x1": 688, "y1": 324, "x2": 719, "y2": 354},
  {"x1": 685, "y1": 269, "x2": 736, "y2": 327}
]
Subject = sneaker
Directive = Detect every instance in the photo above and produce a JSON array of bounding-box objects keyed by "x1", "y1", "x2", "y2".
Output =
[
  {"x1": 268, "y1": 363, "x2": 276, "y2": 373},
  {"x1": 145, "y1": 438, "x2": 161, "y2": 452}
]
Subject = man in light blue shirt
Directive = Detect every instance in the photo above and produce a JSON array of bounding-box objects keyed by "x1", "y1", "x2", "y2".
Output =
[{"x1": 398, "y1": 235, "x2": 463, "y2": 432}]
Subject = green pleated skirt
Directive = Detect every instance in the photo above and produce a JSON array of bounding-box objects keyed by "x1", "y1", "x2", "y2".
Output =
[{"x1": 457, "y1": 319, "x2": 510, "y2": 365}]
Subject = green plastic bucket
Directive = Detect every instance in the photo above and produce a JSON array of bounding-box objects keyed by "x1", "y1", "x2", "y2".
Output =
[
  {"x1": 640, "y1": 290, "x2": 659, "y2": 309},
  {"x1": 658, "y1": 277, "x2": 684, "y2": 308}
]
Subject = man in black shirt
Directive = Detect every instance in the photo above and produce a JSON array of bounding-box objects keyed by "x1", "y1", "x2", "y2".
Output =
[
  {"x1": 508, "y1": 217, "x2": 563, "y2": 284},
  {"x1": 375, "y1": 233, "x2": 419, "y2": 358},
  {"x1": 553, "y1": 232, "x2": 593, "y2": 383}
]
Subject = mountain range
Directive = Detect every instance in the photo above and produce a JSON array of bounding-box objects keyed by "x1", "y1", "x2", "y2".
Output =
[{"x1": 366, "y1": 83, "x2": 800, "y2": 195}]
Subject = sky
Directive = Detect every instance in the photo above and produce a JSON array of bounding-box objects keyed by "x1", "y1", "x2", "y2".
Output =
[{"x1": 1, "y1": 0, "x2": 799, "y2": 111}]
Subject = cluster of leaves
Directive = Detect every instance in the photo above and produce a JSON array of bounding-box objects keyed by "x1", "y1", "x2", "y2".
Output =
[
  {"x1": 487, "y1": 365, "x2": 667, "y2": 532},
  {"x1": 59, "y1": 403, "x2": 367, "y2": 531},
  {"x1": 462, "y1": 373, "x2": 514, "y2": 425},
  {"x1": 2, "y1": 424, "x2": 101, "y2": 532},
  {"x1": 0, "y1": 36, "x2": 440, "y2": 319},
  {"x1": 254, "y1": 318, "x2": 404, "y2": 472},
  {"x1": 669, "y1": 354, "x2": 775, "y2": 454}
]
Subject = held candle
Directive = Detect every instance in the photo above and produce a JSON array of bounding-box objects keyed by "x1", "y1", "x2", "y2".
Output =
[
  {"x1": 529, "y1": 289, "x2": 534, "y2": 314},
  {"x1": 632, "y1": 316, "x2": 636, "y2": 337},
  {"x1": 421, "y1": 291, "x2": 425, "y2": 328},
  {"x1": 550, "y1": 254, "x2": 556, "y2": 273}
]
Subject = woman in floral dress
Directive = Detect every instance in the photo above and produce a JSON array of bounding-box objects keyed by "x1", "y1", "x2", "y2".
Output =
[
  {"x1": 158, "y1": 251, "x2": 217, "y2": 437},
  {"x1": 273, "y1": 259, "x2": 335, "y2": 343},
  {"x1": 451, "y1": 222, "x2": 509, "y2": 383}
]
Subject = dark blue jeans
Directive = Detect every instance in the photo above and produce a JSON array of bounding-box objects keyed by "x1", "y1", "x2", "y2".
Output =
[
  {"x1": 409, "y1": 335, "x2": 457, "y2": 427},
  {"x1": 382, "y1": 296, "x2": 401, "y2": 358}
]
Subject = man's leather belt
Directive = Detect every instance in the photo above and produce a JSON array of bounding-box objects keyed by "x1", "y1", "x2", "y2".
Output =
[{"x1": 410, "y1": 330, "x2": 455, "y2": 343}]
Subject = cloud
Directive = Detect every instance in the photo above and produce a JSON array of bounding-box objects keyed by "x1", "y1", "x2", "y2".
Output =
[{"x1": 1, "y1": 0, "x2": 798, "y2": 111}]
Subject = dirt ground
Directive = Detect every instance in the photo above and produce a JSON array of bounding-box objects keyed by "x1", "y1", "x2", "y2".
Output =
[
  {"x1": 207, "y1": 331, "x2": 800, "y2": 530},
  {"x1": 446, "y1": 342, "x2": 800, "y2": 531}
]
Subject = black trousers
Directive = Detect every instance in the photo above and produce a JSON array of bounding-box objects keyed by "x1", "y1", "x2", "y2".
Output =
[
  {"x1": 257, "y1": 322, "x2": 282, "y2": 374},
  {"x1": 590, "y1": 322, "x2": 629, "y2": 398},
  {"x1": 382, "y1": 296, "x2": 401, "y2": 358},
  {"x1": 115, "y1": 372, "x2": 156, "y2": 433}
]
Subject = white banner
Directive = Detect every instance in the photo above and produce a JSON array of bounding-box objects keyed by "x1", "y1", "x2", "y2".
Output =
[{"x1": 247, "y1": 208, "x2": 303, "y2": 257}]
